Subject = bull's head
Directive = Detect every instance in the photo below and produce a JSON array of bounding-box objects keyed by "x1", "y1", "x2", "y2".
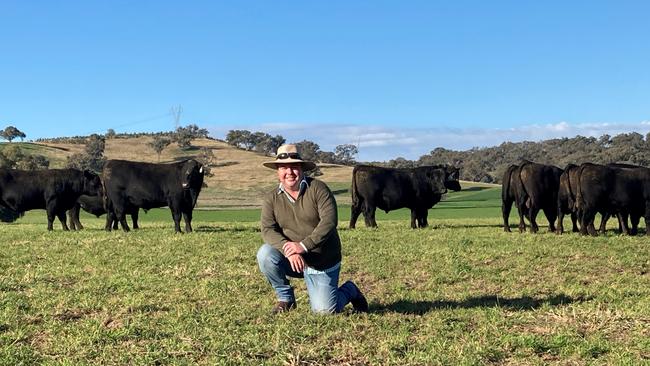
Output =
[
  {"x1": 83, "y1": 170, "x2": 103, "y2": 196},
  {"x1": 444, "y1": 166, "x2": 462, "y2": 191},
  {"x1": 181, "y1": 160, "x2": 205, "y2": 190},
  {"x1": 425, "y1": 168, "x2": 448, "y2": 194}
]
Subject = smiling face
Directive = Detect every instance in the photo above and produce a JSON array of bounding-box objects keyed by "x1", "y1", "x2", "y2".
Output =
[{"x1": 277, "y1": 163, "x2": 303, "y2": 192}]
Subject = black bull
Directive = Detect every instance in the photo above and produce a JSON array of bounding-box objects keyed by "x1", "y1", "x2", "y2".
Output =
[
  {"x1": 102, "y1": 159, "x2": 204, "y2": 233},
  {"x1": 0, "y1": 168, "x2": 102, "y2": 230},
  {"x1": 502, "y1": 161, "x2": 562, "y2": 233},
  {"x1": 576, "y1": 163, "x2": 650, "y2": 236},
  {"x1": 349, "y1": 165, "x2": 461, "y2": 229}
]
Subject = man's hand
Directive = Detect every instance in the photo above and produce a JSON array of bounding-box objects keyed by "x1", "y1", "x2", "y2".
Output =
[
  {"x1": 287, "y1": 254, "x2": 305, "y2": 273},
  {"x1": 283, "y1": 241, "x2": 305, "y2": 257}
]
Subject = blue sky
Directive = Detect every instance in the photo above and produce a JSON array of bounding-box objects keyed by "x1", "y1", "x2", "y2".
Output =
[{"x1": 1, "y1": 1, "x2": 649, "y2": 161}]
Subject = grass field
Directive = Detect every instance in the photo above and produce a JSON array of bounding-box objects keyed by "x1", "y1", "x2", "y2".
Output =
[{"x1": 2, "y1": 186, "x2": 650, "y2": 364}]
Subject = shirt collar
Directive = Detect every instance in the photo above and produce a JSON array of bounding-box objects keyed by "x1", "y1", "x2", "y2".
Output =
[{"x1": 277, "y1": 176, "x2": 309, "y2": 195}]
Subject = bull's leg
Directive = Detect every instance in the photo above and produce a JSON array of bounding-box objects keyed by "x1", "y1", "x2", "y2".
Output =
[
  {"x1": 410, "y1": 209, "x2": 418, "y2": 229},
  {"x1": 57, "y1": 211, "x2": 70, "y2": 231},
  {"x1": 528, "y1": 206, "x2": 540, "y2": 233},
  {"x1": 556, "y1": 207, "x2": 565, "y2": 235},
  {"x1": 131, "y1": 209, "x2": 140, "y2": 230},
  {"x1": 349, "y1": 202, "x2": 363, "y2": 229},
  {"x1": 113, "y1": 207, "x2": 130, "y2": 232},
  {"x1": 112, "y1": 214, "x2": 119, "y2": 230},
  {"x1": 68, "y1": 203, "x2": 83, "y2": 230},
  {"x1": 118, "y1": 215, "x2": 130, "y2": 232},
  {"x1": 635, "y1": 204, "x2": 650, "y2": 236},
  {"x1": 570, "y1": 212, "x2": 579, "y2": 232},
  {"x1": 183, "y1": 210, "x2": 193, "y2": 233},
  {"x1": 104, "y1": 212, "x2": 113, "y2": 231},
  {"x1": 543, "y1": 207, "x2": 557, "y2": 233},
  {"x1": 618, "y1": 211, "x2": 631, "y2": 235},
  {"x1": 579, "y1": 208, "x2": 589, "y2": 235},
  {"x1": 364, "y1": 205, "x2": 378, "y2": 228},
  {"x1": 599, "y1": 212, "x2": 610, "y2": 234},
  {"x1": 502, "y1": 198, "x2": 513, "y2": 232},
  {"x1": 419, "y1": 209, "x2": 429, "y2": 228},
  {"x1": 583, "y1": 210, "x2": 598, "y2": 236},
  {"x1": 515, "y1": 200, "x2": 527, "y2": 233},
  {"x1": 170, "y1": 207, "x2": 183, "y2": 233},
  {"x1": 630, "y1": 214, "x2": 640, "y2": 236},
  {"x1": 45, "y1": 200, "x2": 57, "y2": 231}
]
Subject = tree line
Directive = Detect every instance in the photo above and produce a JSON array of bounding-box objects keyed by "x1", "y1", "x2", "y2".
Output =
[
  {"x1": 378, "y1": 132, "x2": 650, "y2": 183},
  {"x1": 9, "y1": 122, "x2": 650, "y2": 184},
  {"x1": 225, "y1": 130, "x2": 358, "y2": 165}
]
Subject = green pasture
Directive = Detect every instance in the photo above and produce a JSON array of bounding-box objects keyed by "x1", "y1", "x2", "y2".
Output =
[
  {"x1": 15, "y1": 184, "x2": 503, "y2": 226},
  {"x1": 2, "y1": 186, "x2": 650, "y2": 364}
]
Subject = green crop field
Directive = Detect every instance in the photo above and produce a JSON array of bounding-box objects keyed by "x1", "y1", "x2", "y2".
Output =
[{"x1": 2, "y1": 186, "x2": 650, "y2": 365}]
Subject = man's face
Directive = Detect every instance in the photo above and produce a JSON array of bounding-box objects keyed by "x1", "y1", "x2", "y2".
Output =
[{"x1": 277, "y1": 163, "x2": 303, "y2": 191}]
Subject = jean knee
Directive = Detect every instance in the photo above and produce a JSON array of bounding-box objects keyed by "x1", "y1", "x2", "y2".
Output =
[
  {"x1": 257, "y1": 244, "x2": 279, "y2": 272},
  {"x1": 311, "y1": 303, "x2": 337, "y2": 314}
]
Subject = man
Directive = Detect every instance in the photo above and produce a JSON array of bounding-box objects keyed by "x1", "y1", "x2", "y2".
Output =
[{"x1": 257, "y1": 144, "x2": 369, "y2": 314}]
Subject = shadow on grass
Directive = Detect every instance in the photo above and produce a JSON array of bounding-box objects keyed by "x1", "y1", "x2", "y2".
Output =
[
  {"x1": 194, "y1": 225, "x2": 260, "y2": 233},
  {"x1": 373, "y1": 294, "x2": 591, "y2": 315},
  {"x1": 460, "y1": 186, "x2": 491, "y2": 192}
]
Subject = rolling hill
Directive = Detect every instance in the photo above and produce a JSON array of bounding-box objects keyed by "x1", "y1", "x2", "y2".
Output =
[
  {"x1": 2, "y1": 136, "x2": 496, "y2": 209},
  {"x1": 3, "y1": 137, "x2": 354, "y2": 208}
]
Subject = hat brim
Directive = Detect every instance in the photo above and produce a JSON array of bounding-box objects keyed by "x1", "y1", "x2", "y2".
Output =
[{"x1": 262, "y1": 158, "x2": 317, "y2": 171}]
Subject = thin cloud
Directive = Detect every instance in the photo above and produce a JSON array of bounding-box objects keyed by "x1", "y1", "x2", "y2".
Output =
[{"x1": 208, "y1": 121, "x2": 650, "y2": 162}]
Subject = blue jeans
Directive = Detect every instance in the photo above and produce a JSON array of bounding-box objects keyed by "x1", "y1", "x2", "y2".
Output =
[{"x1": 257, "y1": 243, "x2": 360, "y2": 313}]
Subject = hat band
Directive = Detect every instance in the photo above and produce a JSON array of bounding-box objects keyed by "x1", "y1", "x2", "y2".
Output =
[{"x1": 276, "y1": 152, "x2": 301, "y2": 160}]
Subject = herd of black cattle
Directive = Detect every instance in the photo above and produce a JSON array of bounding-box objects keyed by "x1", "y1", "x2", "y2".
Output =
[
  {"x1": 503, "y1": 160, "x2": 650, "y2": 236},
  {"x1": 0, "y1": 160, "x2": 463, "y2": 232},
  {"x1": 2, "y1": 158, "x2": 641, "y2": 235},
  {"x1": 0, "y1": 159, "x2": 205, "y2": 232}
]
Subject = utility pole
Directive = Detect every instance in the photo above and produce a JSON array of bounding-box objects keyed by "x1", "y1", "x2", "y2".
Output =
[{"x1": 170, "y1": 105, "x2": 183, "y2": 129}]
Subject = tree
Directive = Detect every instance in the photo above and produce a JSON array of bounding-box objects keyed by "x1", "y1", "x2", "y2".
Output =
[
  {"x1": 295, "y1": 140, "x2": 321, "y2": 161},
  {"x1": 0, "y1": 126, "x2": 26, "y2": 142},
  {"x1": 386, "y1": 157, "x2": 415, "y2": 169},
  {"x1": 0, "y1": 144, "x2": 23, "y2": 168},
  {"x1": 172, "y1": 124, "x2": 207, "y2": 150},
  {"x1": 184, "y1": 124, "x2": 209, "y2": 138},
  {"x1": 253, "y1": 133, "x2": 286, "y2": 155},
  {"x1": 225, "y1": 130, "x2": 252, "y2": 149},
  {"x1": 334, "y1": 144, "x2": 358, "y2": 165},
  {"x1": 0, "y1": 144, "x2": 49, "y2": 170},
  {"x1": 106, "y1": 129, "x2": 117, "y2": 139},
  {"x1": 17, "y1": 154, "x2": 50, "y2": 170},
  {"x1": 66, "y1": 134, "x2": 106, "y2": 172},
  {"x1": 148, "y1": 136, "x2": 172, "y2": 162},
  {"x1": 173, "y1": 127, "x2": 193, "y2": 150}
]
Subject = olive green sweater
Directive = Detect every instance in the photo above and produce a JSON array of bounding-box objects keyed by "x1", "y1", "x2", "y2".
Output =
[{"x1": 261, "y1": 177, "x2": 341, "y2": 270}]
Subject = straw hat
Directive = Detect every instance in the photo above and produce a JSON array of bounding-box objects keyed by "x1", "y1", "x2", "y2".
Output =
[{"x1": 262, "y1": 144, "x2": 317, "y2": 171}]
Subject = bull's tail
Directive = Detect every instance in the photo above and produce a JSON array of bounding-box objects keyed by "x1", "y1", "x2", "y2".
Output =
[
  {"x1": 575, "y1": 165, "x2": 586, "y2": 211},
  {"x1": 566, "y1": 170, "x2": 576, "y2": 211},
  {"x1": 517, "y1": 161, "x2": 531, "y2": 202},
  {"x1": 502, "y1": 165, "x2": 515, "y2": 201},
  {"x1": 350, "y1": 166, "x2": 360, "y2": 208}
]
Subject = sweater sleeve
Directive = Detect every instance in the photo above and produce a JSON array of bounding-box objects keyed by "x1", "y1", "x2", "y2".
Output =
[
  {"x1": 300, "y1": 182, "x2": 338, "y2": 251},
  {"x1": 260, "y1": 193, "x2": 289, "y2": 252}
]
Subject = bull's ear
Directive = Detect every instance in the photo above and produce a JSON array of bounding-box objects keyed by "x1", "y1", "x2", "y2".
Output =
[{"x1": 199, "y1": 165, "x2": 204, "y2": 174}]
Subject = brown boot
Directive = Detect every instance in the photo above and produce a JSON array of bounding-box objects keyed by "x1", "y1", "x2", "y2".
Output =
[{"x1": 272, "y1": 300, "x2": 296, "y2": 314}]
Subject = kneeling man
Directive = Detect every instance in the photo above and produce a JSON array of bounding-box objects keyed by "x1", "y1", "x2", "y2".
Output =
[{"x1": 257, "y1": 144, "x2": 369, "y2": 314}]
